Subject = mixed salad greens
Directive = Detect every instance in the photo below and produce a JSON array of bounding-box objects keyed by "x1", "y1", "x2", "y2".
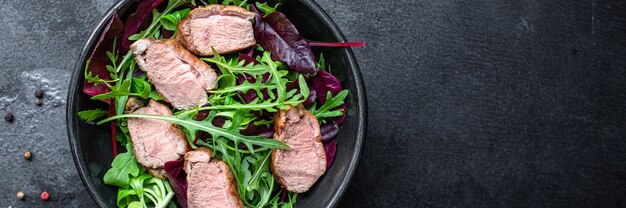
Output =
[{"x1": 78, "y1": 0, "x2": 361, "y2": 207}]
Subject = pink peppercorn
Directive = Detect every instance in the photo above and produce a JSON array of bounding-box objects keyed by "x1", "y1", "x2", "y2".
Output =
[{"x1": 40, "y1": 191, "x2": 49, "y2": 201}]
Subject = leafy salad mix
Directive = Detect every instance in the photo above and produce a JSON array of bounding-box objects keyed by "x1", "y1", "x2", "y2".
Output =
[{"x1": 78, "y1": 0, "x2": 362, "y2": 207}]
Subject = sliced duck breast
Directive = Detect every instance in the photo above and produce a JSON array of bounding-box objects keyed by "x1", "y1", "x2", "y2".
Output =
[
  {"x1": 178, "y1": 5, "x2": 256, "y2": 56},
  {"x1": 271, "y1": 104, "x2": 326, "y2": 193},
  {"x1": 184, "y1": 148, "x2": 243, "y2": 208},
  {"x1": 127, "y1": 99, "x2": 188, "y2": 178},
  {"x1": 131, "y1": 38, "x2": 217, "y2": 110}
]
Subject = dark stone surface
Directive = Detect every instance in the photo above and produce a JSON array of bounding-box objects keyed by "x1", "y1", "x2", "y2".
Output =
[{"x1": 1, "y1": 0, "x2": 625, "y2": 207}]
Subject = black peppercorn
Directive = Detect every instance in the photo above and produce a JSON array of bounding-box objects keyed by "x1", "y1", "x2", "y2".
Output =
[
  {"x1": 4, "y1": 112, "x2": 14, "y2": 122},
  {"x1": 34, "y1": 88, "x2": 44, "y2": 98}
]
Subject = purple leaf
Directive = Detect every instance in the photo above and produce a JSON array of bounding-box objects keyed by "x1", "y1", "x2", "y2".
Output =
[
  {"x1": 83, "y1": 14, "x2": 124, "y2": 102},
  {"x1": 164, "y1": 159, "x2": 187, "y2": 208},
  {"x1": 320, "y1": 121, "x2": 339, "y2": 143},
  {"x1": 121, "y1": 0, "x2": 165, "y2": 52},
  {"x1": 280, "y1": 188, "x2": 287, "y2": 202},
  {"x1": 285, "y1": 77, "x2": 300, "y2": 92},
  {"x1": 333, "y1": 104, "x2": 347, "y2": 125},
  {"x1": 251, "y1": 5, "x2": 317, "y2": 75},
  {"x1": 238, "y1": 48, "x2": 259, "y2": 65},
  {"x1": 310, "y1": 70, "x2": 347, "y2": 124},
  {"x1": 161, "y1": 27, "x2": 174, "y2": 39},
  {"x1": 324, "y1": 139, "x2": 337, "y2": 169},
  {"x1": 238, "y1": 54, "x2": 259, "y2": 66},
  {"x1": 303, "y1": 85, "x2": 316, "y2": 107},
  {"x1": 212, "y1": 116, "x2": 226, "y2": 127},
  {"x1": 192, "y1": 104, "x2": 225, "y2": 144},
  {"x1": 312, "y1": 70, "x2": 342, "y2": 103},
  {"x1": 240, "y1": 122, "x2": 274, "y2": 138}
]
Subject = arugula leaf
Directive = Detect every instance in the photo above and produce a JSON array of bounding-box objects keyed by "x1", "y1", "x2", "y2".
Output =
[
  {"x1": 200, "y1": 50, "x2": 308, "y2": 113},
  {"x1": 214, "y1": 141, "x2": 277, "y2": 207},
  {"x1": 91, "y1": 80, "x2": 132, "y2": 100},
  {"x1": 84, "y1": 61, "x2": 117, "y2": 88},
  {"x1": 78, "y1": 109, "x2": 109, "y2": 122},
  {"x1": 131, "y1": 76, "x2": 163, "y2": 100},
  {"x1": 248, "y1": 155, "x2": 273, "y2": 204},
  {"x1": 262, "y1": 51, "x2": 286, "y2": 102},
  {"x1": 202, "y1": 48, "x2": 270, "y2": 75},
  {"x1": 160, "y1": 8, "x2": 190, "y2": 31},
  {"x1": 127, "y1": 34, "x2": 142, "y2": 41},
  {"x1": 316, "y1": 53, "x2": 332, "y2": 73},
  {"x1": 221, "y1": 0, "x2": 248, "y2": 7},
  {"x1": 312, "y1": 90, "x2": 348, "y2": 120},
  {"x1": 209, "y1": 79, "x2": 277, "y2": 94},
  {"x1": 316, "y1": 53, "x2": 326, "y2": 70},
  {"x1": 103, "y1": 151, "x2": 140, "y2": 188},
  {"x1": 255, "y1": 2, "x2": 281, "y2": 17}
]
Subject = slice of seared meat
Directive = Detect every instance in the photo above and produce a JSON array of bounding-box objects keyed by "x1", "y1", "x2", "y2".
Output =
[
  {"x1": 178, "y1": 5, "x2": 256, "y2": 56},
  {"x1": 184, "y1": 148, "x2": 243, "y2": 208},
  {"x1": 128, "y1": 100, "x2": 188, "y2": 178},
  {"x1": 131, "y1": 38, "x2": 217, "y2": 110},
  {"x1": 271, "y1": 104, "x2": 326, "y2": 193}
]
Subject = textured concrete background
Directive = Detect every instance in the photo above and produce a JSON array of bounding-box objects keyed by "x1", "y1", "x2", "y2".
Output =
[{"x1": 2, "y1": 0, "x2": 626, "y2": 207}]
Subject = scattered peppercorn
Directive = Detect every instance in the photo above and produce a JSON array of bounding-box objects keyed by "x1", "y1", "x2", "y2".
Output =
[
  {"x1": 23, "y1": 151, "x2": 32, "y2": 160},
  {"x1": 4, "y1": 112, "x2": 14, "y2": 122},
  {"x1": 16, "y1": 191, "x2": 25, "y2": 200},
  {"x1": 34, "y1": 88, "x2": 44, "y2": 98},
  {"x1": 40, "y1": 191, "x2": 49, "y2": 201},
  {"x1": 35, "y1": 98, "x2": 42, "y2": 106}
]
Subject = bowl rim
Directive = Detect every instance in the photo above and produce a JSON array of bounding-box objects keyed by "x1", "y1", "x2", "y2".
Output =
[{"x1": 66, "y1": 0, "x2": 367, "y2": 207}]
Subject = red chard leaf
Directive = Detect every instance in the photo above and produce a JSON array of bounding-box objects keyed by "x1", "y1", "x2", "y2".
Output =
[
  {"x1": 121, "y1": 0, "x2": 165, "y2": 52},
  {"x1": 161, "y1": 26, "x2": 174, "y2": 39},
  {"x1": 240, "y1": 122, "x2": 274, "y2": 138},
  {"x1": 320, "y1": 120, "x2": 339, "y2": 143},
  {"x1": 251, "y1": 5, "x2": 318, "y2": 75},
  {"x1": 324, "y1": 139, "x2": 337, "y2": 169},
  {"x1": 192, "y1": 104, "x2": 226, "y2": 144},
  {"x1": 164, "y1": 159, "x2": 188, "y2": 208},
  {"x1": 312, "y1": 70, "x2": 342, "y2": 103},
  {"x1": 284, "y1": 77, "x2": 300, "y2": 92},
  {"x1": 333, "y1": 104, "x2": 347, "y2": 125},
  {"x1": 302, "y1": 85, "x2": 316, "y2": 107},
  {"x1": 238, "y1": 55, "x2": 259, "y2": 66},
  {"x1": 311, "y1": 70, "x2": 347, "y2": 124},
  {"x1": 83, "y1": 14, "x2": 124, "y2": 100},
  {"x1": 237, "y1": 47, "x2": 258, "y2": 65}
]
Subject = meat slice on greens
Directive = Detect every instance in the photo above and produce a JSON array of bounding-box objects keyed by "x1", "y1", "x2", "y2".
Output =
[
  {"x1": 184, "y1": 148, "x2": 244, "y2": 208},
  {"x1": 131, "y1": 38, "x2": 217, "y2": 110},
  {"x1": 271, "y1": 104, "x2": 326, "y2": 193},
  {"x1": 127, "y1": 99, "x2": 188, "y2": 178},
  {"x1": 178, "y1": 5, "x2": 256, "y2": 56}
]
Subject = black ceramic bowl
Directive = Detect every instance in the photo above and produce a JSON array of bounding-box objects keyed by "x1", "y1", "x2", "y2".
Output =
[{"x1": 67, "y1": 0, "x2": 366, "y2": 207}]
